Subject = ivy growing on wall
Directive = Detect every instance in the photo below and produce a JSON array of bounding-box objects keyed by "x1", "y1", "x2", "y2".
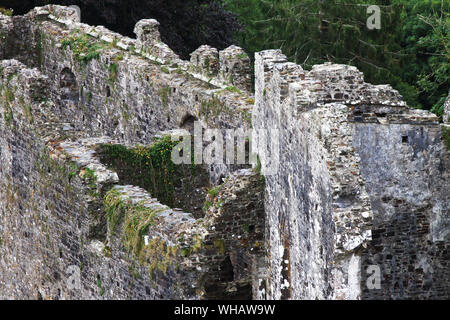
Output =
[{"x1": 98, "y1": 136, "x2": 182, "y2": 208}]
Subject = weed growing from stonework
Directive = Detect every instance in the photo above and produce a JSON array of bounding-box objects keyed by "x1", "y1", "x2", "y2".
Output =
[
  {"x1": 108, "y1": 63, "x2": 119, "y2": 83},
  {"x1": 253, "y1": 155, "x2": 265, "y2": 185},
  {"x1": 160, "y1": 66, "x2": 170, "y2": 74},
  {"x1": 98, "y1": 136, "x2": 180, "y2": 207},
  {"x1": 81, "y1": 167, "x2": 99, "y2": 197},
  {"x1": 442, "y1": 126, "x2": 450, "y2": 150},
  {"x1": 202, "y1": 185, "x2": 223, "y2": 213},
  {"x1": 3, "y1": 107, "x2": 13, "y2": 126},
  {"x1": 107, "y1": 54, "x2": 124, "y2": 84},
  {"x1": 0, "y1": 7, "x2": 13, "y2": 16},
  {"x1": 199, "y1": 96, "x2": 230, "y2": 118},
  {"x1": 103, "y1": 188, "x2": 178, "y2": 279},
  {"x1": 224, "y1": 86, "x2": 241, "y2": 94},
  {"x1": 104, "y1": 189, "x2": 159, "y2": 253},
  {"x1": 208, "y1": 185, "x2": 221, "y2": 198},
  {"x1": 236, "y1": 53, "x2": 248, "y2": 59},
  {"x1": 61, "y1": 32, "x2": 110, "y2": 64},
  {"x1": 96, "y1": 277, "x2": 105, "y2": 296},
  {"x1": 104, "y1": 191, "x2": 157, "y2": 262}
]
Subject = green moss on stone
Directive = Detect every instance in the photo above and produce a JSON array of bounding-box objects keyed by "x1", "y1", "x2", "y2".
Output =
[
  {"x1": 104, "y1": 188, "x2": 179, "y2": 279},
  {"x1": 161, "y1": 66, "x2": 170, "y2": 74},
  {"x1": 158, "y1": 85, "x2": 171, "y2": 108},
  {"x1": 442, "y1": 126, "x2": 450, "y2": 150},
  {"x1": 199, "y1": 96, "x2": 230, "y2": 118},
  {"x1": 61, "y1": 32, "x2": 111, "y2": 64},
  {"x1": 0, "y1": 7, "x2": 13, "y2": 16}
]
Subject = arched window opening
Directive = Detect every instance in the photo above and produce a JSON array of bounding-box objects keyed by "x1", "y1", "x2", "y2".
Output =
[
  {"x1": 180, "y1": 114, "x2": 198, "y2": 135},
  {"x1": 59, "y1": 67, "x2": 79, "y2": 102}
]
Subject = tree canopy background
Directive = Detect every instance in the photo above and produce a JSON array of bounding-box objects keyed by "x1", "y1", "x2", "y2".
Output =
[{"x1": 223, "y1": 0, "x2": 449, "y2": 117}]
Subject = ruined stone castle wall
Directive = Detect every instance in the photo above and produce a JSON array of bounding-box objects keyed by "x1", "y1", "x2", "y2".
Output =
[
  {"x1": 1, "y1": 5, "x2": 253, "y2": 182},
  {"x1": 0, "y1": 5, "x2": 262, "y2": 299},
  {"x1": 0, "y1": 57, "x2": 263, "y2": 299},
  {"x1": 0, "y1": 5, "x2": 448, "y2": 300},
  {"x1": 0, "y1": 60, "x2": 188, "y2": 299},
  {"x1": 253, "y1": 50, "x2": 449, "y2": 300},
  {"x1": 253, "y1": 51, "x2": 374, "y2": 300},
  {"x1": 354, "y1": 121, "x2": 449, "y2": 299}
]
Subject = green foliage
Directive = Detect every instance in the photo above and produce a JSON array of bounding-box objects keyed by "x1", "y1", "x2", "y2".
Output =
[
  {"x1": 179, "y1": 234, "x2": 203, "y2": 258},
  {"x1": 3, "y1": 107, "x2": 13, "y2": 126},
  {"x1": 123, "y1": 204, "x2": 159, "y2": 257},
  {"x1": 81, "y1": 167, "x2": 98, "y2": 197},
  {"x1": 207, "y1": 185, "x2": 221, "y2": 198},
  {"x1": 104, "y1": 188, "x2": 178, "y2": 279},
  {"x1": 404, "y1": 0, "x2": 449, "y2": 117},
  {"x1": 225, "y1": 0, "x2": 449, "y2": 116},
  {"x1": 203, "y1": 184, "x2": 224, "y2": 213},
  {"x1": 0, "y1": 73, "x2": 18, "y2": 123},
  {"x1": 96, "y1": 277, "x2": 105, "y2": 296},
  {"x1": 23, "y1": 104, "x2": 33, "y2": 123},
  {"x1": 107, "y1": 52, "x2": 124, "y2": 84},
  {"x1": 99, "y1": 136, "x2": 182, "y2": 208},
  {"x1": 202, "y1": 200, "x2": 214, "y2": 213},
  {"x1": 108, "y1": 63, "x2": 119, "y2": 83},
  {"x1": 199, "y1": 96, "x2": 230, "y2": 118},
  {"x1": 160, "y1": 66, "x2": 170, "y2": 74},
  {"x1": 237, "y1": 53, "x2": 248, "y2": 59},
  {"x1": 158, "y1": 85, "x2": 171, "y2": 108},
  {"x1": 442, "y1": 126, "x2": 450, "y2": 150},
  {"x1": 223, "y1": 86, "x2": 242, "y2": 94},
  {"x1": 0, "y1": 7, "x2": 13, "y2": 16},
  {"x1": 214, "y1": 239, "x2": 226, "y2": 255},
  {"x1": 61, "y1": 32, "x2": 110, "y2": 64},
  {"x1": 253, "y1": 155, "x2": 265, "y2": 184},
  {"x1": 104, "y1": 189, "x2": 128, "y2": 235},
  {"x1": 4, "y1": 87, "x2": 14, "y2": 104},
  {"x1": 104, "y1": 189, "x2": 158, "y2": 254}
]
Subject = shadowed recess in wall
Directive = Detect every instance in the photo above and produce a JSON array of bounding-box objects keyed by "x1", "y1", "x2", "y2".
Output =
[{"x1": 96, "y1": 137, "x2": 210, "y2": 218}]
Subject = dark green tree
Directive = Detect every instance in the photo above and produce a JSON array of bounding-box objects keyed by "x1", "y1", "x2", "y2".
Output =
[{"x1": 225, "y1": 0, "x2": 449, "y2": 116}]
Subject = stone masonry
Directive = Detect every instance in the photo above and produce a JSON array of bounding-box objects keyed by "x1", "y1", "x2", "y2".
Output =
[
  {"x1": 253, "y1": 50, "x2": 448, "y2": 299},
  {"x1": 0, "y1": 5, "x2": 448, "y2": 300}
]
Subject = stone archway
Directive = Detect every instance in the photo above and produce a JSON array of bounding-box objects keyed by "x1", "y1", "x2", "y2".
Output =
[
  {"x1": 59, "y1": 67, "x2": 79, "y2": 102},
  {"x1": 179, "y1": 114, "x2": 198, "y2": 135}
]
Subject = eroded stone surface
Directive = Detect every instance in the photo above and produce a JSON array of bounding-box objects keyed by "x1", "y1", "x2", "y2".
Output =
[{"x1": 253, "y1": 50, "x2": 449, "y2": 300}]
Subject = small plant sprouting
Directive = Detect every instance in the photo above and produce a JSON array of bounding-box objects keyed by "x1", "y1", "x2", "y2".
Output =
[
  {"x1": 161, "y1": 66, "x2": 170, "y2": 74},
  {"x1": 61, "y1": 32, "x2": 111, "y2": 64},
  {"x1": 82, "y1": 167, "x2": 98, "y2": 197}
]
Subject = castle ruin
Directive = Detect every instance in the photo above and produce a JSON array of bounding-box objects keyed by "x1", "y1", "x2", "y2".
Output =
[{"x1": 0, "y1": 5, "x2": 448, "y2": 300}]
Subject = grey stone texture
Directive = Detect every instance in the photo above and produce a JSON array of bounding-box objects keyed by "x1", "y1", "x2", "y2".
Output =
[
  {"x1": 253, "y1": 49, "x2": 448, "y2": 300},
  {"x1": 0, "y1": 5, "x2": 448, "y2": 300}
]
